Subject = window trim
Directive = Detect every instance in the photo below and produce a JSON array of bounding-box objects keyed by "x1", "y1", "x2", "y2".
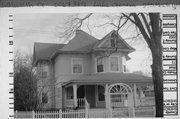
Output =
[
  {"x1": 71, "y1": 58, "x2": 83, "y2": 74},
  {"x1": 109, "y1": 55, "x2": 120, "y2": 72}
]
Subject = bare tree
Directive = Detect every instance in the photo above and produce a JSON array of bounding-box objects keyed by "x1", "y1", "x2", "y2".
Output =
[
  {"x1": 57, "y1": 13, "x2": 163, "y2": 117},
  {"x1": 14, "y1": 50, "x2": 38, "y2": 111},
  {"x1": 14, "y1": 50, "x2": 52, "y2": 111},
  {"x1": 124, "y1": 13, "x2": 163, "y2": 117}
]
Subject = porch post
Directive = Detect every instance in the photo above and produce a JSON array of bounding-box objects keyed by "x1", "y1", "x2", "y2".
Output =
[
  {"x1": 73, "y1": 84, "x2": 77, "y2": 107},
  {"x1": 105, "y1": 84, "x2": 110, "y2": 109},
  {"x1": 133, "y1": 84, "x2": 137, "y2": 106}
]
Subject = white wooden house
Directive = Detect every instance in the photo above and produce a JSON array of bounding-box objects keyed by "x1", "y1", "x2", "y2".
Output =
[{"x1": 33, "y1": 30, "x2": 155, "y2": 116}]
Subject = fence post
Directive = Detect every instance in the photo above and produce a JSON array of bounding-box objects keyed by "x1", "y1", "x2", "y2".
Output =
[
  {"x1": 32, "y1": 110, "x2": 35, "y2": 119},
  {"x1": 129, "y1": 107, "x2": 135, "y2": 117},
  {"x1": 109, "y1": 107, "x2": 112, "y2": 117},
  {"x1": 59, "y1": 109, "x2": 62, "y2": 118},
  {"x1": 85, "y1": 107, "x2": 88, "y2": 118},
  {"x1": 153, "y1": 106, "x2": 156, "y2": 117},
  {"x1": 15, "y1": 110, "x2": 18, "y2": 118}
]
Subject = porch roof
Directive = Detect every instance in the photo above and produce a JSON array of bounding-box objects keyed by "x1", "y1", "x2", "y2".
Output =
[{"x1": 62, "y1": 73, "x2": 152, "y2": 86}]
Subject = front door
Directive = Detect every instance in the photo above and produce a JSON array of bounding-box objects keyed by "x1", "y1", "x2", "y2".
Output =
[{"x1": 85, "y1": 85, "x2": 96, "y2": 108}]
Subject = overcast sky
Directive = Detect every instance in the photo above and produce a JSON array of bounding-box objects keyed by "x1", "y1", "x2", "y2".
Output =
[{"x1": 14, "y1": 13, "x2": 152, "y2": 74}]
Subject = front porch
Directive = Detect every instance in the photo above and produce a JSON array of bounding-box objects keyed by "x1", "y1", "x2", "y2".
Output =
[{"x1": 62, "y1": 83, "x2": 155, "y2": 110}]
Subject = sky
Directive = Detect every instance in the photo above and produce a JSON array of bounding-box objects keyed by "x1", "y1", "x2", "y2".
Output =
[{"x1": 14, "y1": 13, "x2": 152, "y2": 74}]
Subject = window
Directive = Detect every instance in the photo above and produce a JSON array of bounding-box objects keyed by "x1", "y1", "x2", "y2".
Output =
[
  {"x1": 42, "y1": 72, "x2": 47, "y2": 78},
  {"x1": 111, "y1": 38, "x2": 116, "y2": 47},
  {"x1": 110, "y1": 56, "x2": 119, "y2": 71},
  {"x1": 39, "y1": 62, "x2": 48, "y2": 78},
  {"x1": 123, "y1": 65, "x2": 126, "y2": 72},
  {"x1": 97, "y1": 57, "x2": 104, "y2": 72},
  {"x1": 72, "y1": 58, "x2": 83, "y2": 73},
  {"x1": 98, "y1": 85, "x2": 105, "y2": 101},
  {"x1": 42, "y1": 93, "x2": 48, "y2": 103},
  {"x1": 66, "y1": 87, "x2": 73, "y2": 99}
]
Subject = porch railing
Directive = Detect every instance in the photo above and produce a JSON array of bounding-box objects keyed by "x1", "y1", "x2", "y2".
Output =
[
  {"x1": 65, "y1": 98, "x2": 88, "y2": 109},
  {"x1": 77, "y1": 98, "x2": 85, "y2": 108},
  {"x1": 65, "y1": 99, "x2": 74, "y2": 108}
]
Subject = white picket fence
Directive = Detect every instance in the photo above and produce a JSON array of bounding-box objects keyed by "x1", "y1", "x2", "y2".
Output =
[
  {"x1": 14, "y1": 106, "x2": 155, "y2": 118},
  {"x1": 14, "y1": 109, "x2": 86, "y2": 118}
]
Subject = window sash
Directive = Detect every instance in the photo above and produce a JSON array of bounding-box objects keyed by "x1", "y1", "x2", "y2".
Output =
[
  {"x1": 97, "y1": 58, "x2": 104, "y2": 72},
  {"x1": 72, "y1": 59, "x2": 83, "y2": 73},
  {"x1": 110, "y1": 57, "x2": 119, "y2": 71},
  {"x1": 42, "y1": 93, "x2": 48, "y2": 103}
]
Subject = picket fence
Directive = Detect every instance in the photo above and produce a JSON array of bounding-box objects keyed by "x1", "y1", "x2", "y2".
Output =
[
  {"x1": 14, "y1": 109, "x2": 86, "y2": 118},
  {"x1": 14, "y1": 106, "x2": 155, "y2": 118}
]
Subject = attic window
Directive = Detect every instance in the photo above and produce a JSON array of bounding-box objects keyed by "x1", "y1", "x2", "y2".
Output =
[{"x1": 111, "y1": 38, "x2": 116, "y2": 47}]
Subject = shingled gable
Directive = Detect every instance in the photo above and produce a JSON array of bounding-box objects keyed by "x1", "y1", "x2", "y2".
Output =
[
  {"x1": 59, "y1": 30, "x2": 98, "y2": 52},
  {"x1": 33, "y1": 42, "x2": 65, "y2": 65},
  {"x1": 93, "y1": 30, "x2": 135, "y2": 53}
]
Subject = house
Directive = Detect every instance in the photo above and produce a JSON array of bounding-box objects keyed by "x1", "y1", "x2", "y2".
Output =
[{"x1": 33, "y1": 30, "x2": 155, "y2": 112}]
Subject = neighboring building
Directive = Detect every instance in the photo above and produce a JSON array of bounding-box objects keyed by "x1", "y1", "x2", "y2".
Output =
[{"x1": 33, "y1": 30, "x2": 155, "y2": 110}]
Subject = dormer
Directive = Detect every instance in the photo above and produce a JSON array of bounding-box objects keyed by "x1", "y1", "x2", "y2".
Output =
[{"x1": 93, "y1": 30, "x2": 135, "y2": 73}]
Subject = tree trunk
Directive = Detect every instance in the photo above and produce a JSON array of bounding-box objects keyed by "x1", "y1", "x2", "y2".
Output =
[{"x1": 151, "y1": 38, "x2": 163, "y2": 117}]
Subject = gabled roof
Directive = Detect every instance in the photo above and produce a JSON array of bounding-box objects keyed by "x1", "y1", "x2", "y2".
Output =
[
  {"x1": 93, "y1": 30, "x2": 135, "y2": 53},
  {"x1": 33, "y1": 30, "x2": 135, "y2": 64},
  {"x1": 62, "y1": 73, "x2": 152, "y2": 86},
  {"x1": 33, "y1": 42, "x2": 65, "y2": 65},
  {"x1": 59, "y1": 30, "x2": 98, "y2": 52}
]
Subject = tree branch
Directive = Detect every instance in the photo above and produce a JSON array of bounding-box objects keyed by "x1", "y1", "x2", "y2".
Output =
[
  {"x1": 140, "y1": 13, "x2": 153, "y2": 39},
  {"x1": 131, "y1": 13, "x2": 152, "y2": 49}
]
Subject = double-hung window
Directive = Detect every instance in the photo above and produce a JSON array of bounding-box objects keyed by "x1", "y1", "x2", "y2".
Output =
[
  {"x1": 97, "y1": 57, "x2": 104, "y2": 72},
  {"x1": 39, "y1": 63, "x2": 48, "y2": 78},
  {"x1": 110, "y1": 56, "x2": 119, "y2": 72},
  {"x1": 42, "y1": 92, "x2": 48, "y2": 103},
  {"x1": 72, "y1": 58, "x2": 83, "y2": 74}
]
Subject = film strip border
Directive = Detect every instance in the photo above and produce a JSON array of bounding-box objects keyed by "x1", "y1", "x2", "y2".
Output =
[
  {"x1": 9, "y1": 14, "x2": 14, "y2": 118},
  {"x1": 162, "y1": 14, "x2": 178, "y2": 115}
]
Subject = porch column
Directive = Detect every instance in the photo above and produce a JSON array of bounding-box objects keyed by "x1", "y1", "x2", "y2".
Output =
[
  {"x1": 73, "y1": 84, "x2": 77, "y2": 107},
  {"x1": 133, "y1": 84, "x2": 137, "y2": 106},
  {"x1": 105, "y1": 84, "x2": 110, "y2": 109}
]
